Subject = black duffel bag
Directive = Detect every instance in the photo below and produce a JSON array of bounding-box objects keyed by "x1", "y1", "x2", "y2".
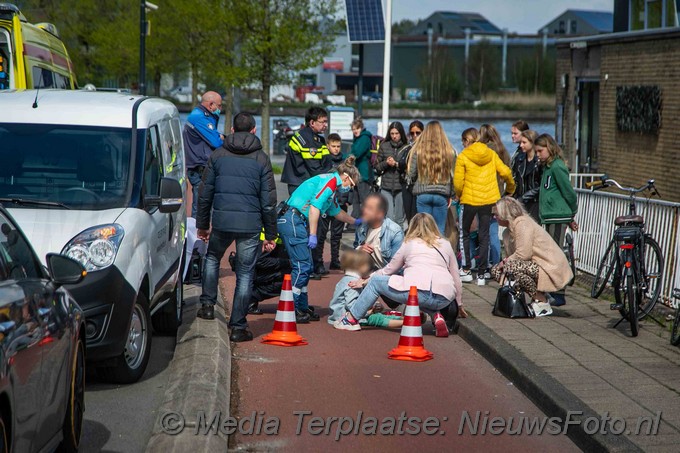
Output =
[{"x1": 492, "y1": 274, "x2": 535, "y2": 319}]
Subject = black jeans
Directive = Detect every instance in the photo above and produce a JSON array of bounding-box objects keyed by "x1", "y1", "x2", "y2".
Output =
[
  {"x1": 199, "y1": 231, "x2": 261, "y2": 330},
  {"x1": 402, "y1": 186, "x2": 417, "y2": 222},
  {"x1": 350, "y1": 181, "x2": 373, "y2": 219},
  {"x1": 462, "y1": 204, "x2": 493, "y2": 272}
]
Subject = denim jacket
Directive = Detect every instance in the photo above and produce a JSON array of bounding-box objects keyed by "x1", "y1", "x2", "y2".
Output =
[{"x1": 353, "y1": 217, "x2": 404, "y2": 265}]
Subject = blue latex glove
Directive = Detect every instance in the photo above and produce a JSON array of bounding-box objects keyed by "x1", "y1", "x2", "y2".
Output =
[
  {"x1": 354, "y1": 218, "x2": 363, "y2": 226},
  {"x1": 307, "y1": 234, "x2": 318, "y2": 249}
]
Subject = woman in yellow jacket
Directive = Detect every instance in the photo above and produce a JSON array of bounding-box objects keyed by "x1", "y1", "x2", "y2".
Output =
[{"x1": 455, "y1": 128, "x2": 516, "y2": 284}]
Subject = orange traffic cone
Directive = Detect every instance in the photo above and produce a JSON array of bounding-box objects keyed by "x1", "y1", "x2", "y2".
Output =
[
  {"x1": 388, "y1": 286, "x2": 433, "y2": 362},
  {"x1": 262, "y1": 274, "x2": 308, "y2": 347}
]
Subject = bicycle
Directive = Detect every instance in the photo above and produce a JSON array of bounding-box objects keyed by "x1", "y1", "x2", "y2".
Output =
[
  {"x1": 586, "y1": 176, "x2": 663, "y2": 337},
  {"x1": 671, "y1": 289, "x2": 680, "y2": 346}
]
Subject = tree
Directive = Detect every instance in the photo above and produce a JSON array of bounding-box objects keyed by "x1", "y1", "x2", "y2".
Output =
[
  {"x1": 468, "y1": 39, "x2": 500, "y2": 97},
  {"x1": 392, "y1": 19, "x2": 416, "y2": 35},
  {"x1": 419, "y1": 45, "x2": 461, "y2": 104},
  {"x1": 233, "y1": 0, "x2": 340, "y2": 154}
]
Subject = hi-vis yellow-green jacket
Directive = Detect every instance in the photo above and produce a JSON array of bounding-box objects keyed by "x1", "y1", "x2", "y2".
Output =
[
  {"x1": 281, "y1": 127, "x2": 331, "y2": 186},
  {"x1": 454, "y1": 142, "x2": 515, "y2": 206}
]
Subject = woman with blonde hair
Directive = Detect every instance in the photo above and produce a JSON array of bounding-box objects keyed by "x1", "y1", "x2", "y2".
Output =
[
  {"x1": 334, "y1": 213, "x2": 466, "y2": 336},
  {"x1": 492, "y1": 197, "x2": 573, "y2": 314},
  {"x1": 407, "y1": 121, "x2": 456, "y2": 234}
]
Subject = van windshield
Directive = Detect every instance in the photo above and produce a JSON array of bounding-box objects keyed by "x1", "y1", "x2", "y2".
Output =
[{"x1": 0, "y1": 123, "x2": 132, "y2": 210}]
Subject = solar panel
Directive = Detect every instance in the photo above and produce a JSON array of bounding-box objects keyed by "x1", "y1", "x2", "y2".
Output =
[{"x1": 345, "y1": 0, "x2": 385, "y2": 43}]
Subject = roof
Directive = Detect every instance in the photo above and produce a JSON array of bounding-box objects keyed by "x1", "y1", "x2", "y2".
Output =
[
  {"x1": 0, "y1": 90, "x2": 178, "y2": 128},
  {"x1": 542, "y1": 9, "x2": 613, "y2": 33},
  {"x1": 410, "y1": 11, "x2": 502, "y2": 36},
  {"x1": 571, "y1": 10, "x2": 613, "y2": 32}
]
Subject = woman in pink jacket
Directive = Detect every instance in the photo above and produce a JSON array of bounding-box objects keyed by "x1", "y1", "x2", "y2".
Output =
[{"x1": 334, "y1": 213, "x2": 467, "y2": 337}]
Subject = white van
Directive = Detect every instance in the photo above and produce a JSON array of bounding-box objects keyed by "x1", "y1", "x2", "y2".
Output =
[{"x1": 0, "y1": 90, "x2": 187, "y2": 383}]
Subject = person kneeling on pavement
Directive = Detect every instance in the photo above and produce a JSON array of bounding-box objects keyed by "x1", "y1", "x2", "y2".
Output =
[
  {"x1": 196, "y1": 112, "x2": 277, "y2": 343},
  {"x1": 491, "y1": 197, "x2": 573, "y2": 315},
  {"x1": 229, "y1": 233, "x2": 291, "y2": 315},
  {"x1": 335, "y1": 213, "x2": 467, "y2": 336},
  {"x1": 277, "y1": 156, "x2": 362, "y2": 324}
]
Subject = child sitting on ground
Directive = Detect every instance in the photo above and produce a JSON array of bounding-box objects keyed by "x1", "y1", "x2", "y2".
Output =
[{"x1": 328, "y1": 250, "x2": 372, "y2": 324}]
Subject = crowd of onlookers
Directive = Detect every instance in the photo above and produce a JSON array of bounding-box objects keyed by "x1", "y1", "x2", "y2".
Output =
[{"x1": 183, "y1": 95, "x2": 577, "y2": 342}]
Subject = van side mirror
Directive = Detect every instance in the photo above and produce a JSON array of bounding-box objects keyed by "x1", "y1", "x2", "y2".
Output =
[
  {"x1": 46, "y1": 253, "x2": 86, "y2": 286},
  {"x1": 144, "y1": 177, "x2": 183, "y2": 213}
]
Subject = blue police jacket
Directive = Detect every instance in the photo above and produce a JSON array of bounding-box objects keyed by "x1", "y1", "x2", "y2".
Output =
[{"x1": 183, "y1": 105, "x2": 223, "y2": 170}]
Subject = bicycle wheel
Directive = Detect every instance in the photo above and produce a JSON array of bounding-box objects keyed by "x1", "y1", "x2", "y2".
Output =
[
  {"x1": 592, "y1": 240, "x2": 616, "y2": 298},
  {"x1": 638, "y1": 236, "x2": 663, "y2": 319},
  {"x1": 671, "y1": 308, "x2": 680, "y2": 346},
  {"x1": 620, "y1": 252, "x2": 639, "y2": 337}
]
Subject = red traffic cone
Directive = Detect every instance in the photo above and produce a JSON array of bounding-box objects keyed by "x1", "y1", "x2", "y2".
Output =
[
  {"x1": 388, "y1": 286, "x2": 433, "y2": 362},
  {"x1": 262, "y1": 274, "x2": 308, "y2": 347}
]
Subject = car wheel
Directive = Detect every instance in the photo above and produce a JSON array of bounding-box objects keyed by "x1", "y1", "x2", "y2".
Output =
[
  {"x1": 59, "y1": 338, "x2": 85, "y2": 452},
  {"x1": 98, "y1": 292, "x2": 152, "y2": 384},
  {"x1": 152, "y1": 278, "x2": 184, "y2": 335}
]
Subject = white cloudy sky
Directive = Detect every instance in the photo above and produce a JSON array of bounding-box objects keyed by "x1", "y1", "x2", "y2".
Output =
[{"x1": 389, "y1": 0, "x2": 614, "y2": 34}]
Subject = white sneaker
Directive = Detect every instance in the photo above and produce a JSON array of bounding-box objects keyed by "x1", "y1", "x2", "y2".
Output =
[
  {"x1": 531, "y1": 301, "x2": 553, "y2": 317},
  {"x1": 333, "y1": 314, "x2": 361, "y2": 331},
  {"x1": 477, "y1": 277, "x2": 486, "y2": 286},
  {"x1": 483, "y1": 271, "x2": 492, "y2": 280},
  {"x1": 460, "y1": 270, "x2": 473, "y2": 283}
]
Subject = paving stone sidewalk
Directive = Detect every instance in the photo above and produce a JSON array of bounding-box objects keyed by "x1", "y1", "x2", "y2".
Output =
[{"x1": 459, "y1": 281, "x2": 680, "y2": 451}]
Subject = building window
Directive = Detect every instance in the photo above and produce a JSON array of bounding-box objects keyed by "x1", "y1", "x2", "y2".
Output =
[
  {"x1": 629, "y1": 0, "x2": 678, "y2": 30},
  {"x1": 570, "y1": 20, "x2": 578, "y2": 33},
  {"x1": 558, "y1": 20, "x2": 565, "y2": 34}
]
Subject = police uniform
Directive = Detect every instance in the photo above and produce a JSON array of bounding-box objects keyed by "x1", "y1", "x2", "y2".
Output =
[
  {"x1": 277, "y1": 173, "x2": 344, "y2": 315},
  {"x1": 182, "y1": 105, "x2": 223, "y2": 217},
  {"x1": 281, "y1": 127, "x2": 332, "y2": 194}
]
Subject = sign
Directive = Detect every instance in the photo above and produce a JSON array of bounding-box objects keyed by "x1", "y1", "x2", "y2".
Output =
[
  {"x1": 323, "y1": 58, "x2": 344, "y2": 73},
  {"x1": 328, "y1": 108, "x2": 355, "y2": 141}
]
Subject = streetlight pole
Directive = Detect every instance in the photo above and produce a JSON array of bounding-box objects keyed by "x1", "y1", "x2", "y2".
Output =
[
  {"x1": 380, "y1": 0, "x2": 392, "y2": 135},
  {"x1": 139, "y1": 0, "x2": 146, "y2": 95}
]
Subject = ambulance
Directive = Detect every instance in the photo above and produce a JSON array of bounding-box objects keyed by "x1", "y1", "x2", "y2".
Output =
[{"x1": 0, "y1": 3, "x2": 77, "y2": 90}]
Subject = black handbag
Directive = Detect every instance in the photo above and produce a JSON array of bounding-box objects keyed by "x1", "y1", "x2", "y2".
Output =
[{"x1": 492, "y1": 274, "x2": 535, "y2": 319}]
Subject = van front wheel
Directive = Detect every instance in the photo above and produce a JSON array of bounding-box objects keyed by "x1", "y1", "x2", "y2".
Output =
[{"x1": 98, "y1": 293, "x2": 152, "y2": 384}]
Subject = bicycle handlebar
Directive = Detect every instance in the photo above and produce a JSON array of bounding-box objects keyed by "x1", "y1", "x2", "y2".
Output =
[{"x1": 586, "y1": 176, "x2": 658, "y2": 196}]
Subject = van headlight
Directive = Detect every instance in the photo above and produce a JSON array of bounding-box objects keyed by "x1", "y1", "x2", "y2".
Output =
[{"x1": 62, "y1": 224, "x2": 125, "y2": 271}]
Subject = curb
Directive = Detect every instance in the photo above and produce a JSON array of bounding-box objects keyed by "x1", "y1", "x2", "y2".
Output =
[
  {"x1": 455, "y1": 318, "x2": 642, "y2": 452},
  {"x1": 146, "y1": 286, "x2": 232, "y2": 452}
]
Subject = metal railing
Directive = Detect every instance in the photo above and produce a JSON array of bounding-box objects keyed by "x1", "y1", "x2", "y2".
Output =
[
  {"x1": 570, "y1": 173, "x2": 605, "y2": 189},
  {"x1": 572, "y1": 188, "x2": 680, "y2": 308}
]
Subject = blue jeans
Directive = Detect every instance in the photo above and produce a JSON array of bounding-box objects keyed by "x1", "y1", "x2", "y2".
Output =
[
  {"x1": 349, "y1": 275, "x2": 451, "y2": 321},
  {"x1": 489, "y1": 218, "x2": 501, "y2": 266},
  {"x1": 187, "y1": 169, "x2": 203, "y2": 218},
  {"x1": 200, "y1": 230, "x2": 261, "y2": 330},
  {"x1": 416, "y1": 193, "x2": 448, "y2": 234},
  {"x1": 277, "y1": 210, "x2": 313, "y2": 311}
]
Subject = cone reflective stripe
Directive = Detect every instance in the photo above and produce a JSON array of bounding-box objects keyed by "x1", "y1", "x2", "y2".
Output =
[
  {"x1": 388, "y1": 286, "x2": 433, "y2": 362},
  {"x1": 262, "y1": 275, "x2": 307, "y2": 346}
]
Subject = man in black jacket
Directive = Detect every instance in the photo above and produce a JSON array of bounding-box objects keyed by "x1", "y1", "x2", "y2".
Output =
[
  {"x1": 196, "y1": 112, "x2": 277, "y2": 342},
  {"x1": 280, "y1": 106, "x2": 331, "y2": 194}
]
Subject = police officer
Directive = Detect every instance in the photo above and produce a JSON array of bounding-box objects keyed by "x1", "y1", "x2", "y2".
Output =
[
  {"x1": 183, "y1": 91, "x2": 225, "y2": 217},
  {"x1": 281, "y1": 106, "x2": 332, "y2": 195}
]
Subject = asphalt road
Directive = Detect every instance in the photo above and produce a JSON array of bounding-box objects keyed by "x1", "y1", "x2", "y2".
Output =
[{"x1": 80, "y1": 319, "x2": 177, "y2": 452}]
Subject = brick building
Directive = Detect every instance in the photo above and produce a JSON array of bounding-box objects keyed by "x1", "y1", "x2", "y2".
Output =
[{"x1": 555, "y1": 4, "x2": 680, "y2": 202}]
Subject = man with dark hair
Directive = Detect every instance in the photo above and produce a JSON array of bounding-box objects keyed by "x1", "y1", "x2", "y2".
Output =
[
  {"x1": 354, "y1": 193, "x2": 403, "y2": 270},
  {"x1": 281, "y1": 106, "x2": 331, "y2": 195},
  {"x1": 196, "y1": 112, "x2": 277, "y2": 343},
  {"x1": 183, "y1": 91, "x2": 225, "y2": 217}
]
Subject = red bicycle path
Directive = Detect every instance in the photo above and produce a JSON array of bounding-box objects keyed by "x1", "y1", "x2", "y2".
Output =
[{"x1": 217, "y1": 245, "x2": 579, "y2": 452}]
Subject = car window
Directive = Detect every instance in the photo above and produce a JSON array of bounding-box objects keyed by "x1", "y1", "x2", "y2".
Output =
[
  {"x1": 32, "y1": 67, "x2": 54, "y2": 89},
  {"x1": 170, "y1": 117, "x2": 185, "y2": 176},
  {"x1": 144, "y1": 126, "x2": 163, "y2": 197},
  {"x1": 0, "y1": 123, "x2": 133, "y2": 210},
  {"x1": 159, "y1": 120, "x2": 176, "y2": 175},
  {"x1": 0, "y1": 214, "x2": 43, "y2": 281}
]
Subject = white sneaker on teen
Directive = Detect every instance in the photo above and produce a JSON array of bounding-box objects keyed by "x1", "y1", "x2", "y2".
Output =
[{"x1": 460, "y1": 270, "x2": 473, "y2": 283}]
